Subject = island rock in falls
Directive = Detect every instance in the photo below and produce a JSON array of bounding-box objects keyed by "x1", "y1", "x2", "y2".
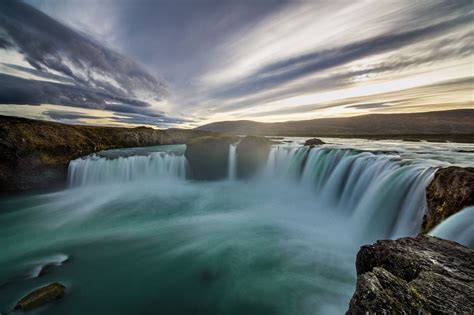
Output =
[
  {"x1": 0, "y1": 115, "x2": 210, "y2": 192},
  {"x1": 422, "y1": 166, "x2": 474, "y2": 233},
  {"x1": 185, "y1": 135, "x2": 239, "y2": 180},
  {"x1": 304, "y1": 138, "x2": 325, "y2": 146},
  {"x1": 236, "y1": 136, "x2": 273, "y2": 179},
  {"x1": 347, "y1": 235, "x2": 474, "y2": 314}
]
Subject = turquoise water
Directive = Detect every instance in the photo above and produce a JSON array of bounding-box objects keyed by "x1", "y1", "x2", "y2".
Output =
[{"x1": 0, "y1": 141, "x2": 469, "y2": 314}]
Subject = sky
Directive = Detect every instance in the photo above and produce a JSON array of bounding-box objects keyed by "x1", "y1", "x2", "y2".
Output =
[{"x1": 0, "y1": 0, "x2": 472, "y2": 128}]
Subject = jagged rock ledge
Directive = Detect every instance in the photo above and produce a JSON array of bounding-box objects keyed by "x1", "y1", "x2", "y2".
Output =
[
  {"x1": 0, "y1": 115, "x2": 210, "y2": 192},
  {"x1": 422, "y1": 166, "x2": 474, "y2": 234},
  {"x1": 347, "y1": 235, "x2": 474, "y2": 314}
]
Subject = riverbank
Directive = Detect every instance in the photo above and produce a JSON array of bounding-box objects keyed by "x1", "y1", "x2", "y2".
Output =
[{"x1": 0, "y1": 115, "x2": 211, "y2": 192}]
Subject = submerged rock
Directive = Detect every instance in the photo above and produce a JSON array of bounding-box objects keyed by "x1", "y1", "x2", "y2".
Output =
[
  {"x1": 304, "y1": 138, "x2": 325, "y2": 146},
  {"x1": 185, "y1": 135, "x2": 238, "y2": 180},
  {"x1": 15, "y1": 282, "x2": 66, "y2": 312},
  {"x1": 347, "y1": 235, "x2": 474, "y2": 314},
  {"x1": 236, "y1": 136, "x2": 273, "y2": 178},
  {"x1": 422, "y1": 166, "x2": 474, "y2": 234}
]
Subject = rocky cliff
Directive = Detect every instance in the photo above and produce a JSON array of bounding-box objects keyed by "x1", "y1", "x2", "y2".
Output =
[
  {"x1": 184, "y1": 135, "x2": 239, "y2": 180},
  {"x1": 0, "y1": 115, "x2": 209, "y2": 192},
  {"x1": 347, "y1": 235, "x2": 474, "y2": 314},
  {"x1": 422, "y1": 166, "x2": 474, "y2": 234}
]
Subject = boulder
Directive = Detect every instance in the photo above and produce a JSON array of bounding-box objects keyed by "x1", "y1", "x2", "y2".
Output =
[
  {"x1": 236, "y1": 136, "x2": 273, "y2": 179},
  {"x1": 347, "y1": 235, "x2": 474, "y2": 314},
  {"x1": 15, "y1": 282, "x2": 66, "y2": 312},
  {"x1": 304, "y1": 138, "x2": 325, "y2": 146},
  {"x1": 185, "y1": 135, "x2": 239, "y2": 180},
  {"x1": 422, "y1": 166, "x2": 474, "y2": 233}
]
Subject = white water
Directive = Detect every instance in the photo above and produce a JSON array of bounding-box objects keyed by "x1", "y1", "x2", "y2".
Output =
[
  {"x1": 430, "y1": 206, "x2": 474, "y2": 248},
  {"x1": 228, "y1": 143, "x2": 238, "y2": 180},
  {"x1": 68, "y1": 151, "x2": 187, "y2": 187}
]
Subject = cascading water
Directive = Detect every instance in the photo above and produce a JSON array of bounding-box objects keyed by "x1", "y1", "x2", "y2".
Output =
[
  {"x1": 261, "y1": 145, "x2": 435, "y2": 238},
  {"x1": 68, "y1": 151, "x2": 187, "y2": 187},
  {"x1": 227, "y1": 143, "x2": 238, "y2": 180},
  {"x1": 1, "y1": 139, "x2": 468, "y2": 315},
  {"x1": 430, "y1": 206, "x2": 474, "y2": 248}
]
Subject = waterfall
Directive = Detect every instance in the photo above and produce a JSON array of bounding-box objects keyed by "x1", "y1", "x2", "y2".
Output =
[
  {"x1": 228, "y1": 143, "x2": 238, "y2": 180},
  {"x1": 67, "y1": 143, "x2": 436, "y2": 238},
  {"x1": 264, "y1": 146, "x2": 435, "y2": 238},
  {"x1": 68, "y1": 151, "x2": 187, "y2": 187},
  {"x1": 429, "y1": 206, "x2": 474, "y2": 248}
]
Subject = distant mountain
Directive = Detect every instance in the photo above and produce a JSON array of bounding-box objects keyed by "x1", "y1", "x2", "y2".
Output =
[{"x1": 196, "y1": 109, "x2": 474, "y2": 140}]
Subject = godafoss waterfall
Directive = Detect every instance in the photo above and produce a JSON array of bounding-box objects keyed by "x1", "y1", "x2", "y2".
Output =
[{"x1": 1, "y1": 138, "x2": 473, "y2": 314}]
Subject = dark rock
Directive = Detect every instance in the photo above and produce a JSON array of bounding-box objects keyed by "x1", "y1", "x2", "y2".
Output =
[
  {"x1": 0, "y1": 115, "x2": 211, "y2": 192},
  {"x1": 347, "y1": 235, "x2": 474, "y2": 314},
  {"x1": 422, "y1": 166, "x2": 474, "y2": 234},
  {"x1": 236, "y1": 136, "x2": 273, "y2": 178},
  {"x1": 304, "y1": 138, "x2": 325, "y2": 146},
  {"x1": 185, "y1": 135, "x2": 238, "y2": 180},
  {"x1": 15, "y1": 282, "x2": 66, "y2": 311}
]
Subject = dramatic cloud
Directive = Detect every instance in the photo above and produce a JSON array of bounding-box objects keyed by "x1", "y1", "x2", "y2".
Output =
[{"x1": 0, "y1": 0, "x2": 472, "y2": 126}]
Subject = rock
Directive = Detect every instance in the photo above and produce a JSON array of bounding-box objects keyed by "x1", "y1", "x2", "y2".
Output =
[
  {"x1": 304, "y1": 138, "x2": 325, "y2": 146},
  {"x1": 422, "y1": 166, "x2": 474, "y2": 234},
  {"x1": 236, "y1": 136, "x2": 273, "y2": 178},
  {"x1": 185, "y1": 135, "x2": 239, "y2": 180},
  {"x1": 347, "y1": 235, "x2": 474, "y2": 314},
  {"x1": 0, "y1": 115, "x2": 211, "y2": 192},
  {"x1": 15, "y1": 282, "x2": 66, "y2": 312}
]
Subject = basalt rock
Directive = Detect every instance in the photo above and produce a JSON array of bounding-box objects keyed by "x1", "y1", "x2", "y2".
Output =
[
  {"x1": 347, "y1": 235, "x2": 474, "y2": 314},
  {"x1": 185, "y1": 135, "x2": 239, "y2": 180},
  {"x1": 15, "y1": 282, "x2": 66, "y2": 312},
  {"x1": 0, "y1": 115, "x2": 210, "y2": 192},
  {"x1": 303, "y1": 138, "x2": 325, "y2": 146},
  {"x1": 236, "y1": 136, "x2": 273, "y2": 179},
  {"x1": 422, "y1": 166, "x2": 474, "y2": 234}
]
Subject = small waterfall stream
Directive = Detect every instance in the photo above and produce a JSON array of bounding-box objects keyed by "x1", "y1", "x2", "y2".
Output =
[{"x1": 227, "y1": 143, "x2": 238, "y2": 180}]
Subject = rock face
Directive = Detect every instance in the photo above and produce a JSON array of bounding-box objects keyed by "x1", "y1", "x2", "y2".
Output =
[
  {"x1": 15, "y1": 282, "x2": 66, "y2": 311},
  {"x1": 185, "y1": 135, "x2": 238, "y2": 180},
  {"x1": 236, "y1": 136, "x2": 273, "y2": 179},
  {"x1": 0, "y1": 115, "x2": 210, "y2": 192},
  {"x1": 304, "y1": 138, "x2": 325, "y2": 146},
  {"x1": 422, "y1": 166, "x2": 474, "y2": 234},
  {"x1": 347, "y1": 235, "x2": 474, "y2": 314}
]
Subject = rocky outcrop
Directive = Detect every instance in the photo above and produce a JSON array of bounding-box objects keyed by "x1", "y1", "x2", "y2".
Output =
[
  {"x1": 347, "y1": 235, "x2": 474, "y2": 314},
  {"x1": 0, "y1": 115, "x2": 210, "y2": 192},
  {"x1": 15, "y1": 282, "x2": 66, "y2": 311},
  {"x1": 304, "y1": 138, "x2": 325, "y2": 146},
  {"x1": 185, "y1": 135, "x2": 239, "y2": 180},
  {"x1": 236, "y1": 136, "x2": 273, "y2": 178},
  {"x1": 422, "y1": 166, "x2": 474, "y2": 234}
]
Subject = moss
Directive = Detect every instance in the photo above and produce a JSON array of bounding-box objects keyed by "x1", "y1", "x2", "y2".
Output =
[{"x1": 410, "y1": 286, "x2": 424, "y2": 302}]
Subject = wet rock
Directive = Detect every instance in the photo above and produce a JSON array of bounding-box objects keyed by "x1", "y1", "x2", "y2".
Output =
[
  {"x1": 347, "y1": 235, "x2": 474, "y2": 314},
  {"x1": 422, "y1": 166, "x2": 474, "y2": 234},
  {"x1": 236, "y1": 136, "x2": 273, "y2": 179},
  {"x1": 185, "y1": 135, "x2": 239, "y2": 180},
  {"x1": 15, "y1": 282, "x2": 66, "y2": 312},
  {"x1": 304, "y1": 138, "x2": 325, "y2": 146}
]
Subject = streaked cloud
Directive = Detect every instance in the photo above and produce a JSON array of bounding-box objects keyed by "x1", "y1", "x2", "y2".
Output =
[{"x1": 0, "y1": 0, "x2": 472, "y2": 127}]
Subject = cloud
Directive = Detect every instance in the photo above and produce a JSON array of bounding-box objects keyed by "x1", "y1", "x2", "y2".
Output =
[{"x1": 210, "y1": 12, "x2": 472, "y2": 100}]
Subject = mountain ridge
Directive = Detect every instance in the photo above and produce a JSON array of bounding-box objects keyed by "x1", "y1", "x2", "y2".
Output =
[{"x1": 196, "y1": 109, "x2": 474, "y2": 140}]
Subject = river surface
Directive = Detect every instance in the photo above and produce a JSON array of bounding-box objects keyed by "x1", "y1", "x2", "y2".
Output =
[{"x1": 0, "y1": 138, "x2": 473, "y2": 314}]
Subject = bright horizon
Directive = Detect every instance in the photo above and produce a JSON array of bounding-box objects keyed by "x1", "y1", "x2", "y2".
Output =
[{"x1": 0, "y1": 0, "x2": 472, "y2": 128}]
